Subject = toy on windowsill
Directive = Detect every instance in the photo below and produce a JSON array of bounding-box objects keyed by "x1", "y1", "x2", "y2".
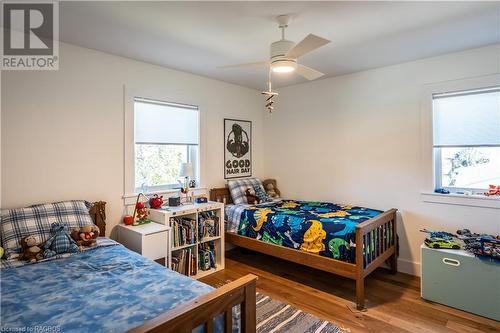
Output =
[
  {"x1": 133, "y1": 193, "x2": 151, "y2": 226},
  {"x1": 485, "y1": 185, "x2": 500, "y2": 196},
  {"x1": 434, "y1": 188, "x2": 450, "y2": 194}
]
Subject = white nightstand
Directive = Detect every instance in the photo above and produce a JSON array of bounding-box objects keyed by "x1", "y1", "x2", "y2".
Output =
[{"x1": 118, "y1": 223, "x2": 171, "y2": 267}]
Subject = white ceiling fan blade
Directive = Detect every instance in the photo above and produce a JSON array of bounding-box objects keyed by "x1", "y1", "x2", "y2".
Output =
[
  {"x1": 286, "y1": 34, "x2": 330, "y2": 59},
  {"x1": 217, "y1": 61, "x2": 269, "y2": 69},
  {"x1": 296, "y1": 64, "x2": 324, "y2": 80}
]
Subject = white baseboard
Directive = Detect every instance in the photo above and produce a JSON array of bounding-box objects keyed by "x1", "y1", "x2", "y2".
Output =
[{"x1": 398, "y1": 258, "x2": 421, "y2": 276}]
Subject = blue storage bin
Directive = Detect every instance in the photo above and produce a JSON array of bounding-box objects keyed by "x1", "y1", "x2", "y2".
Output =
[{"x1": 421, "y1": 245, "x2": 499, "y2": 320}]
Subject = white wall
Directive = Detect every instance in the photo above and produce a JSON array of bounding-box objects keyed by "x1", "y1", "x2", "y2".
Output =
[
  {"x1": 264, "y1": 44, "x2": 500, "y2": 275},
  {"x1": 1, "y1": 42, "x2": 264, "y2": 235}
]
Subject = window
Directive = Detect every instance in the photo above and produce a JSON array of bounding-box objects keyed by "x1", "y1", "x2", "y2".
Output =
[
  {"x1": 433, "y1": 87, "x2": 500, "y2": 192},
  {"x1": 134, "y1": 97, "x2": 199, "y2": 191}
]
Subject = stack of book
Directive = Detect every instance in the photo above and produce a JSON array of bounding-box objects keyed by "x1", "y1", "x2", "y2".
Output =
[
  {"x1": 171, "y1": 248, "x2": 197, "y2": 276},
  {"x1": 198, "y1": 211, "x2": 220, "y2": 239},
  {"x1": 171, "y1": 217, "x2": 197, "y2": 248}
]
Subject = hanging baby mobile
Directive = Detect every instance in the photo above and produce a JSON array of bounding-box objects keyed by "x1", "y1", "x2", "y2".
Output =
[{"x1": 262, "y1": 70, "x2": 279, "y2": 113}]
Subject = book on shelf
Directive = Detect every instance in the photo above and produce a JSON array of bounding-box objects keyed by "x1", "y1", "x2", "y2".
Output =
[
  {"x1": 198, "y1": 241, "x2": 217, "y2": 272},
  {"x1": 198, "y1": 211, "x2": 220, "y2": 240},
  {"x1": 171, "y1": 217, "x2": 197, "y2": 248},
  {"x1": 171, "y1": 248, "x2": 197, "y2": 276}
]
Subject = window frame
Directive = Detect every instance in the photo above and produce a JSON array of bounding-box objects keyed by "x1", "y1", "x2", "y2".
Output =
[
  {"x1": 421, "y1": 74, "x2": 500, "y2": 193},
  {"x1": 124, "y1": 86, "x2": 205, "y2": 197}
]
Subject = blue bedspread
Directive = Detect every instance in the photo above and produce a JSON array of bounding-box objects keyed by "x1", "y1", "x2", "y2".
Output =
[
  {"x1": 237, "y1": 200, "x2": 383, "y2": 263},
  {"x1": 0, "y1": 241, "x2": 227, "y2": 332}
]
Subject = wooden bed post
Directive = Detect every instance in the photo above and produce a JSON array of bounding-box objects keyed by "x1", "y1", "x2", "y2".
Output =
[
  {"x1": 241, "y1": 280, "x2": 257, "y2": 333},
  {"x1": 389, "y1": 216, "x2": 398, "y2": 274},
  {"x1": 355, "y1": 226, "x2": 365, "y2": 310}
]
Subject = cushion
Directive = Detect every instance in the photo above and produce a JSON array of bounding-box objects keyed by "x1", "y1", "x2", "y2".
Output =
[
  {"x1": 0, "y1": 200, "x2": 95, "y2": 259},
  {"x1": 228, "y1": 178, "x2": 265, "y2": 204},
  {"x1": 253, "y1": 185, "x2": 271, "y2": 202}
]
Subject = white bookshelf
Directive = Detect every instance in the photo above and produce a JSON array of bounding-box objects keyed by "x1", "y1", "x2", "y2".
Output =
[{"x1": 149, "y1": 201, "x2": 224, "y2": 279}]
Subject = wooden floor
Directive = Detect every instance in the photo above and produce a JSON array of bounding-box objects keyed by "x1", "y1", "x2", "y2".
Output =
[{"x1": 200, "y1": 248, "x2": 499, "y2": 333}]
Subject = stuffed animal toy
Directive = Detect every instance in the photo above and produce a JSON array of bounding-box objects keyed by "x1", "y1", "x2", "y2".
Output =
[
  {"x1": 43, "y1": 222, "x2": 80, "y2": 258},
  {"x1": 245, "y1": 187, "x2": 260, "y2": 205},
  {"x1": 19, "y1": 235, "x2": 44, "y2": 262},
  {"x1": 263, "y1": 179, "x2": 281, "y2": 199},
  {"x1": 71, "y1": 225, "x2": 100, "y2": 249}
]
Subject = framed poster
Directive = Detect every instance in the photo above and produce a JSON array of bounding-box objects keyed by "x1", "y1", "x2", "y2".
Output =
[{"x1": 224, "y1": 118, "x2": 252, "y2": 179}]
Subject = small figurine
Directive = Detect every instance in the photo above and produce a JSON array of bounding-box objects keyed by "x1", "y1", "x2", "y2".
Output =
[{"x1": 133, "y1": 193, "x2": 151, "y2": 225}]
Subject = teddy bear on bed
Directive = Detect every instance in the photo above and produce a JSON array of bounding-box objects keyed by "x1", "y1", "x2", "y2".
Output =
[
  {"x1": 245, "y1": 187, "x2": 261, "y2": 205},
  {"x1": 19, "y1": 235, "x2": 44, "y2": 262},
  {"x1": 43, "y1": 222, "x2": 80, "y2": 258},
  {"x1": 70, "y1": 225, "x2": 100, "y2": 249}
]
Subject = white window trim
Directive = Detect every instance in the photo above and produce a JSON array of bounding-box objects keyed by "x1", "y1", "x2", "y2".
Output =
[
  {"x1": 420, "y1": 73, "x2": 500, "y2": 209},
  {"x1": 123, "y1": 85, "x2": 206, "y2": 198}
]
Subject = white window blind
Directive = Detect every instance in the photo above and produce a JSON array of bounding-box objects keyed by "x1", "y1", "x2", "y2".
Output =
[
  {"x1": 134, "y1": 97, "x2": 199, "y2": 145},
  {"x1": 432, "y1": 87, "x2": 500, "y2": 147}
]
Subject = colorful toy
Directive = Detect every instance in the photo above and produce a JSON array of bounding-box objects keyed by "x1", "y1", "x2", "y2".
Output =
[
  {"x1": 420, "y1": 229, "x2": 456, "y2": 240},
  {"x1": 434, "y1": 188, "x2": 450, "y2": 194},
  {"x1": 149, "y1": 194, "x2": 164, "y2": 209},
  {"x1": 43, "y1": 222, "x2": 80, "y2": 258},
  {"x1": 133, "y1": 193, "x2": 151, "y2": 226},
  {"x1": 424, "y1": 237, "x2": 461, "y2": 250},
  {"x1": 71, "y1": 225, "x2": 99, "y2": 249},
  {"x1": 485, "y1": 184, "x2": 500, "y2": 196}
]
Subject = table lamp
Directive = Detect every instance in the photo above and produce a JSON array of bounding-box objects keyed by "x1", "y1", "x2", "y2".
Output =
[{"x1": 179, "y1": 163, "x2": 193, "y2": 203}]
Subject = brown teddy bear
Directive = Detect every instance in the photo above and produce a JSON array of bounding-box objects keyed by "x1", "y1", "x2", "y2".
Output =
[
  {"x1": 71, "y1": 225, "x2": 100, "y2": 249},
  {"x1": 245, "y1": 187, "x2": 260, "y2": 205},
  {"x1": 19, "y1": 235, "x2": 44, "y2": 262}
]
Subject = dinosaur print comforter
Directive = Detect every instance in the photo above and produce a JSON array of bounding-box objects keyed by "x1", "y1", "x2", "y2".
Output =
[{"x1": 236, "y1": 200, "x2": 382, "y2": 263}]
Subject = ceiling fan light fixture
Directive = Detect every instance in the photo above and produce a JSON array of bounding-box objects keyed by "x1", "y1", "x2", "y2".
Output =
[{"x1": 271, "y1": 59, "x2": 297, "y2": 73}]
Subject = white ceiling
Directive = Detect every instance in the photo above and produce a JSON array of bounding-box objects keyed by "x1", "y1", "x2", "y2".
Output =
[{"x1": 60, "y1": 1, "x2": 500, "y2": 90}]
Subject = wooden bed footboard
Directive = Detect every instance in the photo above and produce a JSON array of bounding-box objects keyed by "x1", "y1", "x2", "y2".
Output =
[
  {"x1": 355, "y1": 208, "x2": 397, "y2": 309},
  {"x1": 127, "y1": 274, "x2": 258, "y2": 333}
]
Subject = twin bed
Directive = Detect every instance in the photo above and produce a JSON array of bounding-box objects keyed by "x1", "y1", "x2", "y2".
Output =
[
  {"x1": 210, "y1": 183, "x2": 397, "y2": 310},
  {"x1": 0, "y1": 201, "x2": 257, "y2": 333}
]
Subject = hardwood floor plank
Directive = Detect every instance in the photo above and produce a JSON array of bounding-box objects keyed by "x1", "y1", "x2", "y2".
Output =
[{"x1": 200, "y1": 249, "x2": 500, "y2": 333}]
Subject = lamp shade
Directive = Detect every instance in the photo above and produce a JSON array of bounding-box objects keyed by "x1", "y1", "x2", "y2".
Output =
[{"x1": 179, "y1": 163, "x2": 194, "y2": 178}]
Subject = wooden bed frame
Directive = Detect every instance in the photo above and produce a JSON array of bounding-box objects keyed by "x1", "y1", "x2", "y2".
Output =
[
  {"x1": 209, "y1": 188, "x2": 397, "y2": 310},
  {"x1": 89, "y1": 201, "x2": 258, "y2": 333}
]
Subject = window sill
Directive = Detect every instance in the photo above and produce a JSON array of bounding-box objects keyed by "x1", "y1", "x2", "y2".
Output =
[
  {"x1": 123, "y1": 187, "x2": 208, "y2": 206},
  {"x1": 421, "y1": 192, "x2": 500, "y2": 209}
]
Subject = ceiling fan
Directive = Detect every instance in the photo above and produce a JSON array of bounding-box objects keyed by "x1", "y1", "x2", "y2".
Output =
[{"x1": 219, "y1": 15, "x2": 330, "y2": 81}]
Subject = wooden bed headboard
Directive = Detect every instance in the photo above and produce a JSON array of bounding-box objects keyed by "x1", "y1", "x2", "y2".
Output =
[
  {"x1": 209, "y1": 187, "x2": 233, "y2": 204},
  {"x1": 89, "y1": 201, "x2": 106, "y2": 236}
]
